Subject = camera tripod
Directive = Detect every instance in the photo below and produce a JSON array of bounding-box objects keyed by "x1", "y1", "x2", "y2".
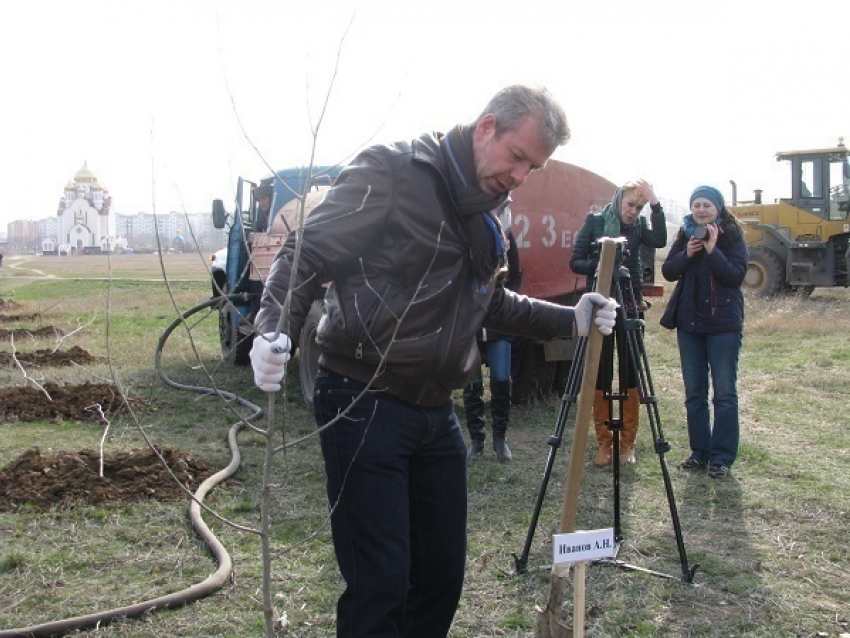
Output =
[{"x1": 512, "y1": 260, "x2": 699, "y2": 584}]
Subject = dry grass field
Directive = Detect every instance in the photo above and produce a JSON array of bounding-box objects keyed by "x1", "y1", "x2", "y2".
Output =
[{"x1": 1, "y1": 252, "x2": 848, "y2": 637}]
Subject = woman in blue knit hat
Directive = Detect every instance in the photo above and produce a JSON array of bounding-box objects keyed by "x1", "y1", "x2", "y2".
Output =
[{"x1": 660, "y1": 185, "x2": 748, "y2": 479}]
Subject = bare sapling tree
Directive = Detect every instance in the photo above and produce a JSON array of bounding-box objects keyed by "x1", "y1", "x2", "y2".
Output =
[
  {"x1": 8, "y1": 334, "x2": 52, "y2": 400},
  {"x1": 50, "y1": 315, "x2": 95, "y2": 352},
  {"x1": 86, "y1": 403, "x2": 111, "y2": 478}
]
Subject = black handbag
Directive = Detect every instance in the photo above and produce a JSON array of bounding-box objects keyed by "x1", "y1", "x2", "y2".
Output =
[{"x1": 659, "y1": 283, "x2": 681, "y2": 329}]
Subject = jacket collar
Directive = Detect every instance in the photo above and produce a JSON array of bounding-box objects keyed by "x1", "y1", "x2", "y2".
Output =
[{"x1": 412, "y1": 131, "x2": 449, "y2": 175}]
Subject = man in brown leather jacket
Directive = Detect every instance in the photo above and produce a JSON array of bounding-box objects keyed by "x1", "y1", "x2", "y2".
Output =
[{"x1": 250, "y1": 85, "x2": 617, "y2": 637}]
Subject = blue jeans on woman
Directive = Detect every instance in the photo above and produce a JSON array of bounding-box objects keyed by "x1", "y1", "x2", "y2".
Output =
[
  {"x1": 676, "y1": 330, "x2": 742, "y2": 468},
  {"x1": 470, "y1": 337, "x2": 512, "y2": 384},
  {"x1": 313, "y1": 371, "x2": 468, "y2": 638}
]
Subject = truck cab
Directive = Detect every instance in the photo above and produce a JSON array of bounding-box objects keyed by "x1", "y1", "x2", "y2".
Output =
[{"x1": 210, "y1": 166, "x2": 342, "y2": 364}]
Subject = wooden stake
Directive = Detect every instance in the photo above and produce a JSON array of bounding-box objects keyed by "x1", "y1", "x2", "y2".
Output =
[
  {"x1": 559, "y1": 237, "x2": 618, "y2": 533},
  {"x1": 536, "y1": 237, "x2": 619, "y2": 638},
  {"x1": 573, "y1": 561, "x2": 586, "y2": 638}
]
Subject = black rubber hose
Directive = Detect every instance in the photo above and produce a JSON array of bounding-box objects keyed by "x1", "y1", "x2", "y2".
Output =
[{"x1": 0, "y1": 295, "x2": 262, "y2": 638}]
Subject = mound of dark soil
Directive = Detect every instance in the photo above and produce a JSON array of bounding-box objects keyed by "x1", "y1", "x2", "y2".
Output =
[
  {"x1": 0, "y1": 382, "x2": 133, "y2": 422},
  {"x1": 0, "y1": 446, "x2": 214, "y2": 511},
  {"x1": 0, "y1": 298, "x2": 20, "y2": 311},
  {"x1": 0, "y1": 325, "x2": 65, "y2": 340},
  {"x1": 0, "y1": 312, "x2": 42, "y2": 323},
  {"x1": 0, "y1": 345, "x2": 99, "y2": 368}
]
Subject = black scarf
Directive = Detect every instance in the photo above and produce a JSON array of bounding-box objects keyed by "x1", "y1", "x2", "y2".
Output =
[{"x1": 440, "y1": 124, "x2": 509, "y2": 286}]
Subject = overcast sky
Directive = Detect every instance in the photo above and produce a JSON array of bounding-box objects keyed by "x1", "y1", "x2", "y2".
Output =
[{"x1": 1, "y1": 0, "x2": 847, "y2": 232}]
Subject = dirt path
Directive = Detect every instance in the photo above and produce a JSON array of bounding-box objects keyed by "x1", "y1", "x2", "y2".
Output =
[{"x1": 3, "y1": 255, "x2": 57, "y2": 278}]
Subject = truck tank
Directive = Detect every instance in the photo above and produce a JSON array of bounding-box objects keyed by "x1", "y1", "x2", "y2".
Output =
[
  {"x1": 505, "y1": 160, "x2": 616, "y2": 401},
  {"x1": 510, "y1": 159, "x2": 616, "y2": 302}
]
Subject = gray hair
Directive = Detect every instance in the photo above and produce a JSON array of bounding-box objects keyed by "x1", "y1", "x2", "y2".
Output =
[{"x1": 475, "y1": 85, "x2": 570, "y2": 149}]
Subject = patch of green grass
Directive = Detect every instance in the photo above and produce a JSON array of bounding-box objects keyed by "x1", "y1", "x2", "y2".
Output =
[
  {"x1": 0, "y1": 551, "x2": 28, "y2": 573},
  {"x1": 1, "y1": 265, "x2": 848, "y2": 636}
]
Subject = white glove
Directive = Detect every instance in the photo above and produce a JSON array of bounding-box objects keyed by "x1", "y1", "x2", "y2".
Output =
[
  {"x1": 250, "y1": 332, "x2": 292, "y2": 392},
  {"x1": 574, "y1": 293, "x2": 619, "y2": 337}
]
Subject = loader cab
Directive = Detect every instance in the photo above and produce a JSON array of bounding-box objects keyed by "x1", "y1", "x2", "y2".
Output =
[{"x1": 777, "y1": 139, "x2": 850, "y2": 221}]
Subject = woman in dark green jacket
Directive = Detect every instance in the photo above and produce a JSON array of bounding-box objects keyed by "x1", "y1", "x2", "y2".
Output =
[{"x1": 570, "y1": 180, "x2": 667, "y2": 466}]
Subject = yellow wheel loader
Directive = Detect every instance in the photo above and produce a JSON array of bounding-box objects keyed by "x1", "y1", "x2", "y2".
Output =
[{"x1": 729, "y1": 139, "x2": 850, "y2": 296}]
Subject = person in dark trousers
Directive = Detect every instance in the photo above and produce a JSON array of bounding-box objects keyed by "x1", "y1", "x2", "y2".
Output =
[
  {"x1": 249, "y1": 84, "x2": 618, "y2": 637},
  {"x1": 660, "y1": 185, "x2": 748, "y2": 479},
  {"x1": 463, "y1": 202, "x2": 522, "y2": 462},
  {"x1": 570, "y1": 180, "x2": 667, "y2": 466}
]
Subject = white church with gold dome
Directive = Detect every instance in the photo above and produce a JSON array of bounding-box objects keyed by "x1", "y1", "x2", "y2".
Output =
[{"x1": 47, "y1": 161, "x2": 116, "y2": 255}]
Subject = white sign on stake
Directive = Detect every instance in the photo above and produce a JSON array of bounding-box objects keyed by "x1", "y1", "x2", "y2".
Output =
[{"x1": 552, "y1": 528, "x2": 616, "y2": 565}]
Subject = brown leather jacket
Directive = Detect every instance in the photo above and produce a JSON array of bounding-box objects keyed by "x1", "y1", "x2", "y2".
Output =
[{"x1": 255, "y1": 132, "x2": 575, "y2": 406}]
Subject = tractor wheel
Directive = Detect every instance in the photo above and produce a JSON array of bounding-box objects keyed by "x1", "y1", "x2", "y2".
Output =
[
  {"x1": 298, "y1": 300, "x2": 324, "y2": 409},
  {"x1": 219, "y1": 294, "x2": 252, "y2": 366},
  {"x1": 744, "y1": 247, "x2": 785, "y2": 297}
]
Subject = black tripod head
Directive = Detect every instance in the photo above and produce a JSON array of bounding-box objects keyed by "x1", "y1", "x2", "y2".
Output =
[{"x1": 589, "y1": 239, "x2": 642, "y2": 321}]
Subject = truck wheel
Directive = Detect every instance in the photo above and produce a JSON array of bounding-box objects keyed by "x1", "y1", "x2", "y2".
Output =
[
  {"x1": 744, "y1": 247, "x2": 785, "y2": 297},
  {"x1": 298, "y1": 300, "x2": 324, "y2": 409},
  {"x1": 220, "y1": 298, "x2": 251, "y2": 366}
]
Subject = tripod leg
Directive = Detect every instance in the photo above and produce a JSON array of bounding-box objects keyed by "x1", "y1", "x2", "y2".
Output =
[
  {"x1": 621, "y1": 290, "x2": 699, "y2": 583},
  {"x1": 593, "y1": 389, "x2": 613, "y2": 467},
  {"x1": 620, "y1": 387, "x2": 640, "y2": 464},
  {"x1": 513, "y1": 337, "x2": 588, "y2": 574}
]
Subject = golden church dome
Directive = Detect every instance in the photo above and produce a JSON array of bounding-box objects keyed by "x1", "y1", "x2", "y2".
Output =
[{"x1": 74, "y1": 161, "x2": 97, "y2": 183}]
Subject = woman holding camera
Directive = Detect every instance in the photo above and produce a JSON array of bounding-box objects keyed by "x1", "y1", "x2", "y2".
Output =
[
  {"x1": 660, "y1": 185, "x2": 748, "y2": 479},
  {"x1": 571, "y1": 180, "x2": 667, "y2": 466}
]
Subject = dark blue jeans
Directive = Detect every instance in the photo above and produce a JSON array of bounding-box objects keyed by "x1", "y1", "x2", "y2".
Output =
[
  {"x1": 676, "y1": 330, "x2": 742, "y2": 467},
  {"x1": 470, "y1": 337, "x2": 512, "y2": 384},
  {"x1": 313, "y1": 372, "x2": 468, "y2": 637}
]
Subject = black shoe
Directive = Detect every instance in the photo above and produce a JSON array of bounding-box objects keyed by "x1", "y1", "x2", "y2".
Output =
[
  {"x1": 469, "y1": 439, "x2": 485, "y2": 461},
  {"x1": 679, "y1": 457, "x2": 707, "y2": 471},
  {"x1": 708, "y1": 464, "x2": 729, "y2": 479},
  {"x1": 493, "y1": 437, "x2": 512, "y2": 462}
]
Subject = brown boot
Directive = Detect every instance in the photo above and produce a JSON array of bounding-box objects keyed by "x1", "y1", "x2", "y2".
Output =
[
  {"x1": 593, "y1": 389, "x2": 612, "y2": 467},
  {"x1": 620, "y1": 388, "x2": 640, "y2": 464}
]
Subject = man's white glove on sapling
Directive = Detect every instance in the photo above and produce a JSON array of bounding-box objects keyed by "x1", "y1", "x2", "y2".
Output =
[
  {"x1": 574, "y1": 293, "x2": 618, "y2": 337},
  {"x1": 250, "y1": 332, "x2": 292, "y2": 392}
]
